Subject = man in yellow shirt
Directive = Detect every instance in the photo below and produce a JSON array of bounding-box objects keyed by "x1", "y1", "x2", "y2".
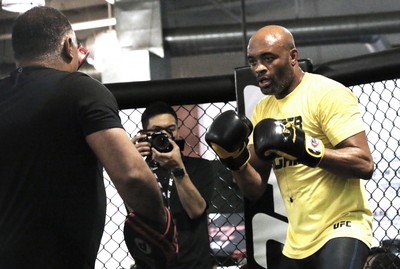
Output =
[{"x1": 206, "y1": 25, "x2": 374, "y2": 269}]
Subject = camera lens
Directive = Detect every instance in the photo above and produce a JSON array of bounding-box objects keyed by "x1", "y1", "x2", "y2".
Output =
[
  {"x1": 151, "y1": 132, "x2": 173, "y2": 152},
  {"x1": 137, "y1": 137, "x2": 148, "y2": 143}
]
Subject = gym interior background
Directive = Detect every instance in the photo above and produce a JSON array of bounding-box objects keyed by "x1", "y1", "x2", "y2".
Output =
[{"x1": 0, "y1": 0, "x2": 399, "y2": 268}]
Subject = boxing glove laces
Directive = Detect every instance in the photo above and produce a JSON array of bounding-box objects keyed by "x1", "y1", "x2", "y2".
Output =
[
  {"x1": 254, "y1": 118, "x2": 324, "y2": 167},
  {"x1": 205, "y1": 110, "x2": 253, "y2": 171}
]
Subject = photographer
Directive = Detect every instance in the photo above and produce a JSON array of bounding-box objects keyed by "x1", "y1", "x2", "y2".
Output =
[{"x1": 129, "y1": 101, "x2": 217, "y2": 269}]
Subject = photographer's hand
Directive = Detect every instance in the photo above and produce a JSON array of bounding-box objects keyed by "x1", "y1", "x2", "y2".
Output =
[
  {"x1": 131, "y1": 134, "x2": 152, "y2": 158},
  {"x1": 151, "y1": 140, "x2": 184, "y2": 170}
]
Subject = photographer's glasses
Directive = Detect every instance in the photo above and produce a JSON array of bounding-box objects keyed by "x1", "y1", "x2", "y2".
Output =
[{"x1": 77, "y1": 42, "x2": 89, "y2": 70}]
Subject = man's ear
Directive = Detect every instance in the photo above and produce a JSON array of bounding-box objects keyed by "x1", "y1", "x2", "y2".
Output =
[
  {"x1": 61, "y1": 37, "x2": 74, "y2": 62},
  {"x1": 289, "y1": 48, "x2": 298, "y2": 66}
]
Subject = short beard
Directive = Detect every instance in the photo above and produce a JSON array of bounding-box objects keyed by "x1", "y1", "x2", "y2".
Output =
[{"x1": 261, "y1": 62, "x2": 295, "y2": 98}]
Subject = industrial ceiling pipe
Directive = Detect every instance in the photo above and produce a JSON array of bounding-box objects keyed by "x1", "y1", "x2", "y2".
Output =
[{"x1": 164, "y1": 11, "x2": 400, "y2": 56}]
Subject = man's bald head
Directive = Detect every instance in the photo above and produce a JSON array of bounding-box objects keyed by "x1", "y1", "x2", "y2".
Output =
[
  {"x1": 246, "y1": 25, "x2": 303, "y2": 99},
  {"x1": 248, "y1": 25, "x2": 295, "y2": 52}
]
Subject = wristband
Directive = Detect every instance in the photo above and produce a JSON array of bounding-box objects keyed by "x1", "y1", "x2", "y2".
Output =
[{"x1": 171, "y1": 168, "x2": 185, "y2": 179}]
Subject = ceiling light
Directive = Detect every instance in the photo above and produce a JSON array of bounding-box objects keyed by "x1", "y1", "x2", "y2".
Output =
[
  {"x1": 72, "y1": 18, "x2": 117, "y2": 31},
  {"x1": 86, "y1": 29, "x2": 121, "y2": 72},
  {"x1": 1, "y1": 0, "x2": 45, "y2": 13}
]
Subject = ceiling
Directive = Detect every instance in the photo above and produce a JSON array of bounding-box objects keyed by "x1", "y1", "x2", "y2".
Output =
[{"x1": 1, "y1": 0, "x2": 400, "y2": 81}]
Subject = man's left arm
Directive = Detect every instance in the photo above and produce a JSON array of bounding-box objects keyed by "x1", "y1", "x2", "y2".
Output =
[
  {"x1": 318, "y1": 131, "x2": 374, "y2": 179},
  {"x1": 152, "y1": 140, "x2": 214, "y2": 219},
  {"x1": 172, "y1": 166, "x2": 208, "y2": 219},
  {"x1": 317, "y1": 85, "x2": 374, "y2": 179}
]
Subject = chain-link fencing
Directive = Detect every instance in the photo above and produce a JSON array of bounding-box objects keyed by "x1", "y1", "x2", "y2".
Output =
[{"x1": 95, "y1": 76, "x2": 399, "y2": 268}]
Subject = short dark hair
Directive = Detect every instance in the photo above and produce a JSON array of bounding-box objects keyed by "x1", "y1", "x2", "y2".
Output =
[
  {"x1": 141, "y1": 101, "x2": 178, "y2": 129},
  {"x1": 12, "y1": 6, "x2": 73, "y2": 61}
]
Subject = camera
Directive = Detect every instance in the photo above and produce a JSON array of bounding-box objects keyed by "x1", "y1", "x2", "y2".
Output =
[{"x1": 138, "y1": 132, "x2": 173, "y2": 153}]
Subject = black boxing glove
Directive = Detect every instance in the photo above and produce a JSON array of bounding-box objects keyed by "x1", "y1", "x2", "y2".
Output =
[
  {"x1": 254, "y1": 118, "x2": 324, "y2": 167},
  {"x1": 205, "y1": 110, "x2": 253, "y2": 171}
]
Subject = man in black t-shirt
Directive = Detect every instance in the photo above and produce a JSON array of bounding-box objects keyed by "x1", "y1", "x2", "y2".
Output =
[
  {"x1": 131, "y1": 101, "x2": 217, "y2": 269},
  {"x1": 0, "y1": 7, "x2": 167, "y2": 269}
]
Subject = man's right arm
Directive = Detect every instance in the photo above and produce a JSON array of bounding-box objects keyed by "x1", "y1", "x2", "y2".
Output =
[
  {"x1": 205, "y1": 110, "x2": 270, "y2": 201},
  {"x1": 86, "y1": 127, "x2": 166, "y2": 227},
  {"x1": 232, "y1": 144, "x2": 271, "y2": 201}
]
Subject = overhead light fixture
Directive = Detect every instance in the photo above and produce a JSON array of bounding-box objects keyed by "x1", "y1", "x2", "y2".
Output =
[
  {"x1": 72, "y1": 18, "x2": 117, "y2": 31},
  {"x1": 86, "y1": 29, "x2": 121, "y2": 72},
  {"x1": 1, "y1": 0, "x2": 45, "y2": 13}
]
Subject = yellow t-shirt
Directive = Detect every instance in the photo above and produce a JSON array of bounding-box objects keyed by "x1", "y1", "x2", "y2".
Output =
[{"x1": 250, "y1": 72, "x2": 372, "y2": 259}]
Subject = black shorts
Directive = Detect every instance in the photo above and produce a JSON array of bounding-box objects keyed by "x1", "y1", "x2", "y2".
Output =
[{"x1": 279, "y1": 237, "x2": 370, "y2": 269}]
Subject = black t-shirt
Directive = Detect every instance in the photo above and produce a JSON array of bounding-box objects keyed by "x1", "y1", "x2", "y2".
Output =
[
  {"x1": 152, "y1": 156, "x2": 217, "y2": 269},
  {"x1": 0, "y1": 67, "x2": 123, "y2": 269}
]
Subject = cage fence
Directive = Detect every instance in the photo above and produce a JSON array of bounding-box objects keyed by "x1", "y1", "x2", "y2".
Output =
[{"x1": 96, "y1": 79, "x2": 399, "y2": 269}]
